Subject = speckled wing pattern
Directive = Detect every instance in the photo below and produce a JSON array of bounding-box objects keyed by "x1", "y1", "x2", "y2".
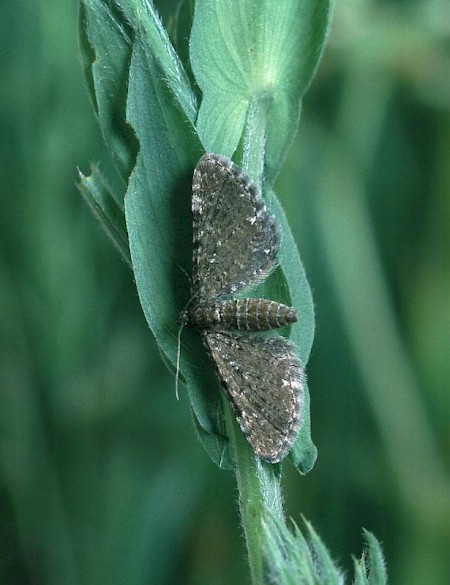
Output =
[
  {"x1": 204, "y1": 332, "x2": 303, "y2": 463},
  {"x1": 191, "y1": 154, "x2": 280, "y2": 302},
  {"x1": 187, "y1": 153, "x2": 304, "y2": 464}
]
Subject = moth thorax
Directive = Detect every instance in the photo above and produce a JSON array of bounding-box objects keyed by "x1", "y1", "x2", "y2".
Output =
[
  {"x1": 187, "y1": 298, "x2": 298, "y2": 331},
  {"x1": 184, "y1": 304, "x2": 222, "y2": 329}
]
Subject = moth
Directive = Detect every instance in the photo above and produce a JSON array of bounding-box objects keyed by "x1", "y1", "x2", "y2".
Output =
[{"x1": 180, "y1": 153, "x2": 304, "y2": 463}]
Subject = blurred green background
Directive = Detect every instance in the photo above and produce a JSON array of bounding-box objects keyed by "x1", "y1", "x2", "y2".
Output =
[{"x1": 1, "y1": 1, "x2": 449, "y2": 584}]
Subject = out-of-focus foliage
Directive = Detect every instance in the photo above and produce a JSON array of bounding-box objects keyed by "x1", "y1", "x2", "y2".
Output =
[{"x1": 0, "y1": 1, "x2": 448, "y2": 585}]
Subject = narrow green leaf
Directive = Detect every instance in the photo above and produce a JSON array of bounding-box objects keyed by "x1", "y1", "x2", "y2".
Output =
[
  {"x1": 116, "y1": 0, "x2": 198, "y2": 122},
  {"x1": 78, "y1": 165, "x2": 131, "y2": 266},
  {"x1": 262, "y1": 515, "x2": 337, "y2": 584},
  {"x1": 352, "y1": 531, "x2": 388, "y2": 585},
  {"x1": 124, "y1": 43, "x2": 201, "y2": 355},
  {"x1": 304, "y1": 519, "x2": 344, "y2": 583},
  {"x1": 190, "y1": 0, "x2": 333, "y2": 183},
  {"x1": 78, "y1": 1, "x2": 98, "y2": 110},
  {"x1": 263, "y1": 516, "x2": 387, "y2": 584},
  {"x1": 79, "y1": 0, "x2": 137, "y2": 183},
  {"x1": 353, "y1": 560, "x2": 369, "y2": 585},
  {"x1": 363, "y1": 530, "x2": 388, "y2": 585}
]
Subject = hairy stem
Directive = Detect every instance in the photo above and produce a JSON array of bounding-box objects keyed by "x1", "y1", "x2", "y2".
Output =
[{"x1": 227, "y1": 92, "x2": 288, "y2": 585}]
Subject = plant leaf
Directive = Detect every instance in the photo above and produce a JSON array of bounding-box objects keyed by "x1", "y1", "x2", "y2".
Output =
[
  {"x1": 363, "y1": 529, "x2": 388, "y2": 585},
  {"x1": 79, "y1": 0, "x2": 137, "y2": 184},
  {"x1": 190, "y1": 0, "x2": 334, "y2": 184},
  {"x1": 78, "y1": 164, "x2": 131, "y2": 266},
  {"x1": 116, "y1": 0, "x2": 197, "y2": 122}
]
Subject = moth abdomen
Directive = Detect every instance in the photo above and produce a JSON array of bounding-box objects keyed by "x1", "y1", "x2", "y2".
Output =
[{"x1": 186, "y1": 298, "x2": 297, "y2": 331}]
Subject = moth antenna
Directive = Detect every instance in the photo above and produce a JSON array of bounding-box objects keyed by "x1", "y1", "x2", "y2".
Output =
[
  {"x1": 174, "y1": 293, "x2": 198, "y2": 401},
  {"x1": 175, "y1": 321, "x2": 184, "y2": 401}
]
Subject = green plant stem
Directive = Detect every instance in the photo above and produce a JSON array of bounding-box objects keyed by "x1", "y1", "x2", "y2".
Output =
[
  {"x1": 227, "y1": 93, "x2": 288, "y2": 585},
  {"x1": 226, "y1": 403, "x2": 284, "y2": 585},
  {"x1": 242, "y1": 93, "x2": 270, "y2": 185}
]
